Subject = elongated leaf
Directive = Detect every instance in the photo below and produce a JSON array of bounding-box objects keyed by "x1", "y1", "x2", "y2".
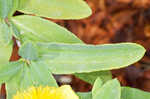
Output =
[
  {"x1": 11, "y1": 15, "x2": 82, "y2": 43},
  {"x1": 93, "y1": 79, "x2": 121, "y2": 99},
  {"x1": 121, "y1": 87, "x2": 150, "y2": 99},
  {"x1": 0, "y1": 0, "x2": 19, "y2": 18},
  {"x1": 19, "y1": 42, "x2": 38, "y2": 61},
  {"x1": 77, "y1": 92, "x2": 92, "y2": 99},
  {"x1": 11, "y1": 14, "x2": 113, "y2": 88},
  {"x1": 75, "y1": 71, "x2": 112, "y2": 85},
  {"x1": 11, "y1": 15, "x2": 101, "y2": 84},
  {"x1": 37, "y1": 43, "x2": 145, "y2": 74},
  {"x1": 18, "y1": 0, "x2": 92, "y2": 19}
]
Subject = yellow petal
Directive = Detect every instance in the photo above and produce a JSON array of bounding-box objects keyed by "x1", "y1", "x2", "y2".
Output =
[{"x1": 13, "y1": 85, "x2": 79, "y2": 99}]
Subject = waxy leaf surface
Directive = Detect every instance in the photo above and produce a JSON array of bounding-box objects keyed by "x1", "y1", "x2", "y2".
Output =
[
  {"x1": 0, "y1": 61, "x2": 23, "y2": 84},
  {"x1": 75, "y1": 71, "x2": 112, "y2": 85},
  {"x1": 11, "y1": 15, "x2": 82, "y2": 43},
  {"x1": 18, "y1": 0, "x2": 92, "y2": 19},
  {"x1": 37, "y1": 43, "x2": 145, "y2": 74},
  {"x1": 77, "y1": 92, "x2": 92, "y2": 99},
  {"x1": 93, "y1": 79, "x2": 121, "y2": 99},
  {"x1": 121, "y1": 87, "x2": 150, "y2": 99},
  {"x1": 6, "y1": 61, "x2": 58, "y2": 99},
  {"x1": 0, "y1": 0, "x2": 19, "y2": 18},
  {"x1": 92, "y1": 77, "x2": 103, "y2": 97},
  {"x1": 0, "y1": 20, "x2": 13, "y2": 44},
  {"x1": 0, "y1": 44, "x2": 12, "y2": 68},
  {"x1": 19, "y1": 42, "x2": 38, "y2": 61}
]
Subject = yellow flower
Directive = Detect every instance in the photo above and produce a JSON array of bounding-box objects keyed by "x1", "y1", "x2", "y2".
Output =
[{"x1": 13, "y1": 85, "x2": 79, "y2": 99}]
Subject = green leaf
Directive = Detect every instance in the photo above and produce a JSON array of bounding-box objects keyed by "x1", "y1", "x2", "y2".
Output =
[
  {"x1": 0, "y1": 20, "x2": 13, "y2": 44},
  {"x1": 7, "y1": 79, "x2": 21, "y2": 99},
  {"x1": 77, "y1": 92, "x2": 92, "y2": 99},
  {"x1": 9, "y1": 0, "x2": 19, "y2": 17},
  {"x1": 0, "y1": 0, "x2": 12, "y2": 18},
  {"x1": 19, "y1": 42, "x2": 38, "y2": 61},
  {"x1": 19, "y1": 61, "x2": 58, "y2": 92},
  {"x1": 0, "y1": 44, "x2": 12, "y2": 68},
  {"x1": 121, "y1": 87, "x2": 150, "y2": 99},
  {"x1": 29, "y1": 61, "x2": 58, "y2": 87},
  {"x1": 6, "y1": 61, "x2": 58, "y2": 99},
  {"x1": 10, "y1": 21, "x2": 20, "y2": 39},
  {"x1": 6, "y1": 62, "x2": 24, "y2": 99},
  {"x1": 11, "y1": 15, "x2": 82, "y2": 43},
  {"x1": 75, "y1": 71, "x2": 112, "y2": 85},
  {"x1": 37, "y1": 43, "x2": 145, "y2": 74},
  {"x1": 19, "y1": 64, "x2": 34, "y2": 90},
  {"x1": 92, "y1": 77, "x2": 103, "y2": 97},
  {"x1": 93, "y1": 79, "x2": 121, "y2": 99},
  {"x1": 0, "y1": 0, "x2": 19, "y2": 18},
  {"x1": 18, "y1": 0, "x2": 92, "y2": 19},
  {"x1": 0, "y1": 61, "x2": 23, "y2": 84}
]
